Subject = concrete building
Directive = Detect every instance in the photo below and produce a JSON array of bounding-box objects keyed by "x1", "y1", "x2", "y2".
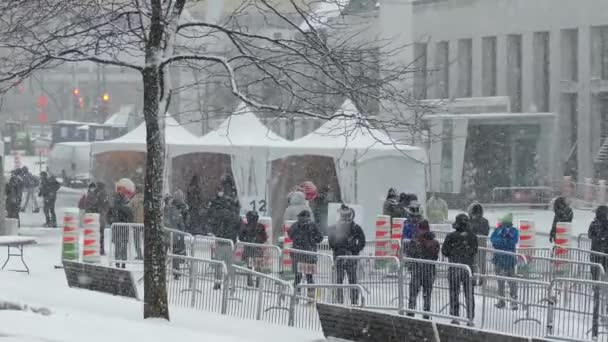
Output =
[{"x1": 384, "y1": 0, "x2": 608, "y2": 195}]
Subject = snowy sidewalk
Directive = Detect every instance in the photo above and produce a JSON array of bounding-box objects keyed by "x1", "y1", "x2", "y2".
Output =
[{"x1": 0, "y1": 228, "x2": 323, "y2": 342}]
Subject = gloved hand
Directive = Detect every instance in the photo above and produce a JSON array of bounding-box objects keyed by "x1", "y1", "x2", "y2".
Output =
[{"x1": 549, "y1": 231, "x2": 555, "y2": 243}]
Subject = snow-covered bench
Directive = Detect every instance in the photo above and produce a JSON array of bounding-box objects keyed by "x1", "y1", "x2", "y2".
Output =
[{"x1": 0, "y1": 236, "x2": 37, "y2": 274}]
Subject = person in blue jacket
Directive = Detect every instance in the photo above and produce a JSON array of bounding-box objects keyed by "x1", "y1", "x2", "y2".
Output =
[
  {"x1": 490, "y1": 213, "x2": 520, "y2": 310},
  {"x1": 402, "y1": 201, "x2": 423, "y2": 241}
]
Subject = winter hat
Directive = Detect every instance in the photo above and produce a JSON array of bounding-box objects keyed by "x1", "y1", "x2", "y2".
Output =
[
  {"x1": 116, "y1": 178, "x2": 135, "y2": 197},
  {"x1": 386, "y1": 188, "x2": 397, "y2": 199},
  {"x1": 500, "y1": 213, "x2": 513, "y2": 226},
  {"x1": 453, "y1": 213, "x2": 469, "y2": 231},
  {"x1": 246, "y1": 210, "x2": 259, "y2": 224},
  {"x1": 596, "y1": 205, "x2": 608, "y2": 221}
]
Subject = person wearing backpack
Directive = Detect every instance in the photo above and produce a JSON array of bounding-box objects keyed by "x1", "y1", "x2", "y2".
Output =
[
  {"x1": 490, "y1": 213, "x2": 520, "y2": 310},
  {"x1": 441, "y1": 213, "x2": 478, "y2": 326}
]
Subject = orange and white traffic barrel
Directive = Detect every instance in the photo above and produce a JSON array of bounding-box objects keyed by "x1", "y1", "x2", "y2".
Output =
[{"x1": 82, "y1": 213, "x2": 101, "y2": 263}]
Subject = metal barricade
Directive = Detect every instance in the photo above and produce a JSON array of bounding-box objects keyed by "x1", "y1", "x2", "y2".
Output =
[
  {"x1": 191, "y1": 235, "x2": 234, "y2": 263},
  {"x1": 317, "y1": 238, "x2": 332, "y2": 255},
  {"x1": 164, "y1": 228, "x2": 194, "y2": 257},
  {"x1": 233, "y1": 241, "x2": 282, "y2": 277},
  {"x1": 548, "y1": 278, "x2": 608, "y2": 342},
  {"x1": 553, "y1": 247, "x2": 608, "y2": 278},
  {"x1": 476, "y1": 247, "x2": 528, "y2": 279},
  {"x1": 335, "y1": 255, "x2": 401, "y2": 310},
  {"x1": 166, "y1": 253, "x2": 227, "y2": 313},
  {"x1": 478, "y1": 274, "x2": 551, "y2": 338},
  {"x1": 578, "y1": 233, "x2": 592, "y2": 251},
  {"x1": 359, "y1": 239, "x2": 401, "y2": 258},
  {"x1": 225, "y1": 265, "x2": 293, "y2": 326},
  {"x1": 401, "y1": 257, "x2": 474, "y2": 326},
  {"x1": 526, "y1": 256, "x2": 605, "y2": 283},
  {"x1": 281, "y1": 248, "x2": 334, "y2": 285},
  {"x1": 109, "y1": 223, "x2": 144, "y2": 267},
  {"x1": 288, "y1": 283, "x2": 367, "y2": 331},
  {"x1": 518, "y1": 247, "x2": 555, "y2": 260}
]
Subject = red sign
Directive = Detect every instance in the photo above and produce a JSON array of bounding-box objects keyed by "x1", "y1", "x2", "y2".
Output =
[
  {"x1": 38, "y1": 112, "x2": 48, "y2": 124},
  {"x1": 37, "y1": 95, "x2": 48, "y2": 108}
]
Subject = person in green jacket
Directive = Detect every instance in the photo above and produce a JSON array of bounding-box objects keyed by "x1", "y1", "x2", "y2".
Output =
[{"x1": 426, "y1": 193, "x2": 448, "y2": 224}]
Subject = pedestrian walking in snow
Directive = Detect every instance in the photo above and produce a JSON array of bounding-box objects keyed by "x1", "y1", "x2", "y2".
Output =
[
  {"x1": 39, "y1": 171, "x2": 60, "y2": 228},
  {"x1": 288, "y1": 210, "x2": 323, "y2": 299},
  {"x1": 328, "y1": 205, "x2": 366, "y2": 305},
  {"x1": 441, "y1": 213, "x2": 478, "y2": 326},
  {"x1": 239, "y1": 211, "x2": 268, "y2": 287},
  {"x1": 549, "y1": 197, "x2": 573, "y2": 243},
  {"x1": 20, "y1": 167, "x2": 40, "y2": 213},
  {"x1": 404, "y1": 220, "x2": 439, "y2": 318},
  {"x1": 6, "y1": 169, "x2": 24, "y2": 222},
  {"x1": 490, "y1": 213, "x2": 519, "y2": 310}
]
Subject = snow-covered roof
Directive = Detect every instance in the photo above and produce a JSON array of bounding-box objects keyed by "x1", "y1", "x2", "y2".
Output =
[
  {"x1": 273, "y1": 99, "x2": 427, "y2": 163},
  {"x1": 91, "y1": 113, "x2": 199, "y2": 157},
  {"x1": 173, "y1": 102, "x2": 289, "y2": 157},
  {"x1": 104, "y1": 105, "x2": 134, "y2": 128}
]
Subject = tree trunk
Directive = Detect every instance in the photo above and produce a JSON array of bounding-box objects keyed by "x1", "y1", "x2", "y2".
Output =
[{"x1": 142, "y1": 65, "x2": 169, "y2": 320}]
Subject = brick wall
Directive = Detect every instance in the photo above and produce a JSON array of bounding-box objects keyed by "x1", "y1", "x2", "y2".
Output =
[
  {"x1": 317, "y1": 303, "x2": 552, "y2": 342},
  {"x1": 62, "y1": 260, "x2": 138, "y2": 299}
]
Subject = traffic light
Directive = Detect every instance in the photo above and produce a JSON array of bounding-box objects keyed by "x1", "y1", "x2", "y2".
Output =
[
  {"x1": 72, "y1": 88, "x2": 80, "y2": 96},
  {"x1": 101, "y1": 93, "x2": 110, "y2": 102}
]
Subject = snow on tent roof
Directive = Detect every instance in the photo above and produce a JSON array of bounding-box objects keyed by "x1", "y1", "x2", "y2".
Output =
[
  {"x1": 91, "y1": 113, "x2": 199, "y2": 156},
  {"x1": 104, "y1": 105, "x2": 134, "y2": 128},
  {"x1": 172, "y1": 102, "x2": 289, "y2": 157},
  {"x1": 274, "y1": 99, "x2": 427, "y2": 163}
]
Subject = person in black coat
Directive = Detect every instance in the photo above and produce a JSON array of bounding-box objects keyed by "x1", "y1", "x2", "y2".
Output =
[
  {"x1": 550, "y1": 197, "x2": 573, "y2": 243},
  {"x1": 383, "y1": 188, "x2": 405, "y2": 219},
  {"x1": 468, "y1": 202, "x2": 490, "y2": 283},
  {"x1": 186, "y1": 176, "x2": 205, "y2": 235},
  {"x1": 405, "y1": 220, "x2": 439, "y2": 318},
  {"x1": 589, "y1": 205, "x2": 608, "y2": 280},
  {"x1": 239, "y1": 211, "x2": 268, "y2": 287},
  {"x1": 288, "y1": 210, "x2": 323, "y2": 295},
  {"x1": 108, "y1": 191, "x2": 134, "y2": 269},
  {"x1": 441, "y1": 213, "x2": 478, "y2": 325},
  {"x1": 39, "y1": 171, "x2": 60, "y2": 228},
  {"x1": 6, "y1": 169, "x2": 24, "y2": 222},
  {"x1": 328, "y1": 205, "x2": 366, "y2": 305}
]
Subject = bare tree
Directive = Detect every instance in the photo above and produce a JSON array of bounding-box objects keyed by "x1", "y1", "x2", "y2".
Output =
[{"x1": 0, "y1": 0, "x2": 427, "y2": 320}]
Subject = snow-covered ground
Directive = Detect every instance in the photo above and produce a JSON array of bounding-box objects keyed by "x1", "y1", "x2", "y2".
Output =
[{"x1": 0, "y1": 227, "x2": 323, "y2": 342}]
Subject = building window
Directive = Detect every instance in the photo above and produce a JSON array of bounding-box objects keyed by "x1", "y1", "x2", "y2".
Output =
[
  {"x1": 482, "y1": 37, "x2": 497, "y2": 97},
  {"x1": 561, "y1": 29, "x2": 578, "y2": 82},
  {"x1": 457, "y1": 39, "x2": 472, "y2": 98},
  {"x1": 413, "y1": 43, "x2": 428, "y2": 99},
  {"x1": 534, "y1": 32, "x2": 550, "y2": 112},
  {"x1": 507, "y1": 34, "x2": 522, "y2": 112},
  {"x1": 592, "y1": 26, "x2": 608, "y2": 80},
  {"x1": 435, "y1": 41, "x2": 449, "y2": 99}
]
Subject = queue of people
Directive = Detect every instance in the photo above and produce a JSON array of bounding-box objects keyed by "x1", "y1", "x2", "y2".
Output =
[{"x1": 6, "y1": 167, "x2": 60, "y2": 227}]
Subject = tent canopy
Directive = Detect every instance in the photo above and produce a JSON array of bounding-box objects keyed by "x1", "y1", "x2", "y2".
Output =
[
  {"x1": 271, "y1": 100, "x2": 427, "y2": 164},
  {"x1": 91, "y1": 113, "x2": 199, "y2": 156},
  {"x1": 173, "y1": 102, "x2": 290, "y2": 157}
]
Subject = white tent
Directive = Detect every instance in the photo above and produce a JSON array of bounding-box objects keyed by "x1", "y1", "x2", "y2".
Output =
[
  {"x1": 271, "y1": 100, "x2": 427, "y2": 236},
  {"x1": 173, "y1": 103, "x2": 291, "y2": 206},
  {"x1": 91, "y1": 113, "x2": 199, "y2": 190},
  {"x1": 91, "y1": 113, "x2": 199, "y2": 156}
]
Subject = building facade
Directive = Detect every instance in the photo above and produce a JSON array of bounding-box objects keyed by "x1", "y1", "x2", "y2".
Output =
[{"x1": 383, "y1": 0, "x2": 608, "y2": 194}]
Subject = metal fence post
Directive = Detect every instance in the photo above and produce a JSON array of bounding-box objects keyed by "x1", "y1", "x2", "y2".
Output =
[
  {"x1": 287, "y1": 288, "x2": 296, "y2": 326},
  {"x1": 397, "y1": 257, "x2": 404, "y2": 315},
  {"x1": 545, "y1": 281, "x2": 555, "y2": 336},
  {"x1": 188, "y1": 258, "x2": 197, "y2": 308},
  {"x1": 255, "y1": 285, "x2": 264, "y2": 321},
  {"x1": 220, "y1": 263, "x2": 230, "y2": 315}
]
